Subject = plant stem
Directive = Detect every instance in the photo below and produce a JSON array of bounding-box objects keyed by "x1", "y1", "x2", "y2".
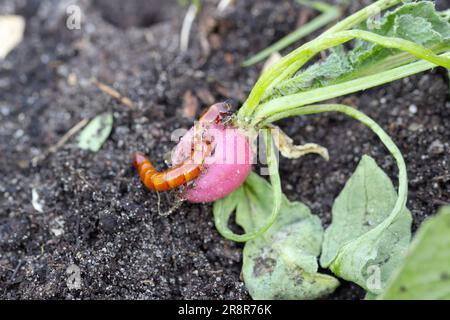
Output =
[
  {"x1": 240, "y1": 30, "x2": 450, "y2": 121},
  {"x1": 262, "y1": 34, "x2": 450, "y2": 102},
  {"x1": 213, "y1": 129, "x2": 282, "y2": 242},
  {"x1": 265, "y1": 104, "x2": 408, "y2": 282},
  {"x1": 242, "y1": 2, "x2": 340, "y2": 67},
  {"x1": 321, "y1": 0, "x2": 401, "y2": 36},
  {"x1": 258, "y1": 103, "x2": 407, "y2": 228},
  {"x1": 238, "y1": 0, "x2": 402, "y2": 119},
  {"x1": 180, "y1": 3, "x2": 200, "y2": 52},
  {"x1": 252, "y1": 51, "x2": 450, "y2": 123}
]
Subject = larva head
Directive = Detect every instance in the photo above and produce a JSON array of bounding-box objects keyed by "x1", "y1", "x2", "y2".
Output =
[
  {"x1": 199, "y1": 102, "x2": 232, "y2": 125},
  {"x1": 132, "y1": 151, "x2": 148, "y2": 169}
]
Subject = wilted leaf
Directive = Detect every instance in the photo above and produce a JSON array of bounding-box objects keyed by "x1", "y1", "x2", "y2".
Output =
[
  {"x1": 216, "y1": 172, "x2": 339, "y2": 299},
  {"x1": 269, "y1": 125, "x2": 330, "y2": 161},
  {"x1": 320, "y1": 155, "x2": 412, "y2": 294},
  {"x1": 77, "y1": 112, "x2": 113, "y2": 152},
  {"x1": 0, "y1": 15, "x2": 25, "y2": 59},
  {"x1": 380, "y1": 206, "x2": 450, "y2": 300}
]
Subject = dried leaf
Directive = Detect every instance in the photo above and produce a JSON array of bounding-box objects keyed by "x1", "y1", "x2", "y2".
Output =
[
  {"x1": 77, "y1": 112, "x2": 113, "y2": 152},
  {"x1": 0, "y1": 15, "x2": 25, "y2": 59}
]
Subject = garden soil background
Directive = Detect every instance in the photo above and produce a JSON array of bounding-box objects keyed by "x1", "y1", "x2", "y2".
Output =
[{"x1": 0, "y1": 0, "x2": 449, "y2": 299}]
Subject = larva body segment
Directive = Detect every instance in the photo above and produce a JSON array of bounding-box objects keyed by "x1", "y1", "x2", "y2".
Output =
[
  {"x1": 133, "y1": 102, "x2": 230, "y2": 191},
  {"x1": 132, "y1": 140, "x2": 211, "y2": 191}
]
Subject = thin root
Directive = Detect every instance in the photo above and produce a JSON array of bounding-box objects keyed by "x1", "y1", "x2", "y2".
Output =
[
  {"x1": 180, "y1": 4, "x2": 198, "y2": 52},
  {"x1": 94, "y1": 80, "x2": 134, "y2": 108},
  {"x1": 217, "y1": 0, "x2": 234, "y2": 13},
  {"x1": 31, "y1": 118, "x2": 89, "y2": 166},
  {"x1": 157, "y1": 192, "x2": 185, "y2": 217}
]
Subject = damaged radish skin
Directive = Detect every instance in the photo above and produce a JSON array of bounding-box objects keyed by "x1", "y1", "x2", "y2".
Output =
[
  {"x1": 172, "y1": 124, "x2": 253, "y2": 203},
  {"x1": 132, "y1": 102, "x2": 252, "y2": 200}
]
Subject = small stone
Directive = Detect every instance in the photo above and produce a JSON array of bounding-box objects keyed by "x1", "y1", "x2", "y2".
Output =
[
  {"x1": 67, "y1": 73, "x2": 77, "y2": 86},
  {"x1": 408, "y1": 104, "x2": 417, "y2": 114},
  {"x1": 428, "y1": 140, "x2": 445, "y2": 155},
  {"x1": 50, "y1": 217, "x2": 65, "y2": 237},
  {"x1": 408, "y1": 123, "x2": 422, "y2": 131},
  {"x1": 66, "y1": 264, "x2": 82, "y2": 290},
  {"x1": 99, "y1": 214, "x2": 117, "y2": 233},
  {"x1": 31, "y1": 188, "x2": 44, "y2": 213}
]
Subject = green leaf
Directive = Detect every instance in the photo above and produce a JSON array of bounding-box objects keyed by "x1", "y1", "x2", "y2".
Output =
[
  {"x1": 268, "y1": 46, "x2": 352, "y2": 97},
  {"x1": 347, "y1": 1, "x2": 450, "y2": 73},
  {"x1": 364, "y1": 292, "x2": 378, "y2": 300},
  {"x1": 77, "y1": 112, "x2": 113, "y2": 152},
  {"x1": 238, "y1": 0, "x2": 405, "y2": 118},
  {"x1": 265, "y1": 1, "x2": 450, "y2": 100},
  {"x1": 320, "y1": 155, "x2": 412, "y2": 294},
  {"x1": 380, "y1": 206, "x2": 450, "y2": 300},
  {"x1": 236, "y1": 172, "x2": 339, "y2": 299}
]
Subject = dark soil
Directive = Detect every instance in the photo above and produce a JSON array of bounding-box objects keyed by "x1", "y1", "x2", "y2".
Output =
[{"x1": 0, "y1": 0, "x2": 449, "y2": 299}]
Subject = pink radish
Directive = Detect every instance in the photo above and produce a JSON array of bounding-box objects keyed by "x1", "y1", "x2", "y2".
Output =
[{"x1": 171, "y1": 124, "x2": 253, "y2": 203}]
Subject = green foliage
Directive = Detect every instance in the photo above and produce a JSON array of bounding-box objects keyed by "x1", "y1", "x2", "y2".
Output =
[
  {"x1": 321, "y1": 155, "x2": 412, "y2": 294},
  {"x1": 266, "y1": 1, "x2": 450, "y2": 100},
  {"x1": 236, "y1": 1, "x2": 450, "y2": 120},
  {"x1": 237, "y1": 172, "x2": 339, "y2": 299},
  {"x1": 77, "y1": 112, "x2": 113, "y2": 152},
  {"x1": 223, "y1": 101, "x2": 412, "y2": 298},
  {"x1": 267, "y1": 46, "x2": 351, "y2": 96},
  {"x1": 379, "y1": 206, "x2": 450, "y2": 299},
  {"x1": 242, "y1": 0, "x2": 341, "y2": 67},
  {"x1": 213, "y1": 0, "x2": 450, "y2": 300}
]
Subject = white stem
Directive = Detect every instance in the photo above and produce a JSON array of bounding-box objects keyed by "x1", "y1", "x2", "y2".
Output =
[
  {"x1": 180, "y1": 4, "x2": 198, "y2": 52},
  {"x1": 217, "y1": 0, "x2": 234, "y2": 13}
]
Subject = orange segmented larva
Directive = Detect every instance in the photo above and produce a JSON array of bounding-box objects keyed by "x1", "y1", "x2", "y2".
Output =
[
  {"x1": 133, "y1": 102, "x2": 230, "y2": 191},
  {"x1": 132, "y1": 141, "x2": 211, "y2": 191}
]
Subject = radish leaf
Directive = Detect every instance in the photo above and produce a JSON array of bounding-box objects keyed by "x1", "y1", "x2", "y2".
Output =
[
  {"x1": 266, "y1": 1, "x2": 450, "y2": 100},
  {"x1": 237, "y1": 172, "x2": 339, "y2": 299},
  {"x1": 380, "y1": 206, "x2": 450, "y2": 299},
  {"x1": 320, "y1": 155, "x2": 412, "y2": 294}
]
